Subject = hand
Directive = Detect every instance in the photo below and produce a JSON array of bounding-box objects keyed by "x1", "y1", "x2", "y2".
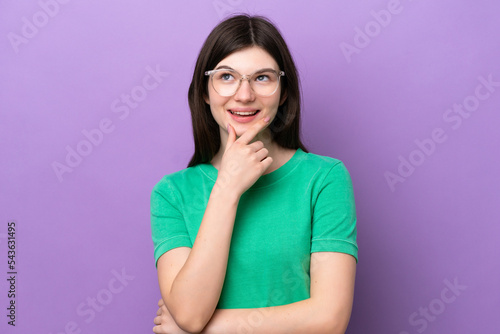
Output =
[
  {"x1": 216, "y1": 118, "x2": 273, "y2": 196},
  {"x1": 153, "y1": 298, "x2": 191, "y2": 334}
]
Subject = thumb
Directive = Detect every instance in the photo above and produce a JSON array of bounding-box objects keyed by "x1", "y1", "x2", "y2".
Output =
[{"x1": 225, "y1": 123, "x2": 236, "y2": 150}]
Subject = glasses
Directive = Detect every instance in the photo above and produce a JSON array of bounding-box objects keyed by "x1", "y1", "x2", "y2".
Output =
[{"x1": 205, "y1": 68, "x2": 285, "y2": 97}]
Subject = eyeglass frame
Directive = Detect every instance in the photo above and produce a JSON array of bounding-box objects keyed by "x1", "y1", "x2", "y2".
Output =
[{"x1": 204, "y1": 68, "x2": 285, "y2": 97}]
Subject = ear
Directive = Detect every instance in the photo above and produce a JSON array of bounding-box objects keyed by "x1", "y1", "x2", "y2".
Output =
[
  {"x1": 279, "y1": 89, "x2": 288, "y2": 106},
  {"x1": 203, "y1": 93, "x2": 210, "y2": 105}
]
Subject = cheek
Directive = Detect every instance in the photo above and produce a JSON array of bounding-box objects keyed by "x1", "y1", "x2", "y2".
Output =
[
  {"x1": 207, "y1": 94, "x2": 231, "y2": 117},
  {"x1": 266, "y1": 96, "x2": 281, "y2": 113},
  {"x1": 205, "y1": 88, "x2": 220, "y2": 105}
]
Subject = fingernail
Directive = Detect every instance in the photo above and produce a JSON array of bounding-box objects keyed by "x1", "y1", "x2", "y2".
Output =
[
  {"x1": 227, "y1": 123, "x2": 230, "y2": 132},
  {"x1": 264, "y1": 116, "x2": 270, "y2": 123}
]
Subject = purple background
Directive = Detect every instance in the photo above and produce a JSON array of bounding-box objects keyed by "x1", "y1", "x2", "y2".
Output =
[{"x1": 1, "y1": 1, "x2": 499, "y2": 333}]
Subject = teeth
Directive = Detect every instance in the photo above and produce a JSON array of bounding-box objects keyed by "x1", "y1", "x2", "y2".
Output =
[{"x1": 231, "y1": 110, "x2": 258, "y2": 116}]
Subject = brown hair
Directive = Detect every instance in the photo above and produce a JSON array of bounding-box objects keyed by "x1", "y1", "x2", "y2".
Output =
[{"x1": 187, "y1": 14, "x2": 308, "y2": 167}]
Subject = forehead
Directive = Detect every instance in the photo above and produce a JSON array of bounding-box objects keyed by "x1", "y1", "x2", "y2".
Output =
[{"x1": 215, "y1": 46, "x2": 279, "y2": 72}]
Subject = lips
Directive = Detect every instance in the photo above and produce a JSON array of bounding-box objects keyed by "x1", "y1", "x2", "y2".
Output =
[
  {"x1": 228, "y1": 109, "x2": 260, "y2": 116},
  {"x1": 227, "y1": 109, "x2": 261, "y2": 123}
]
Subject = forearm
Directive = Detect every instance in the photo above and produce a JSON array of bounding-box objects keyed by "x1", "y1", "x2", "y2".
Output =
[
  {"x1": 202, "y1": 297, "x2": 348, "y2": 334},
  {"x1": 200, "y1": 252, "x2": 356, "y2": 334},
  {"x1": 164, "y1": 183, "x2": 240, "y2": 330}
]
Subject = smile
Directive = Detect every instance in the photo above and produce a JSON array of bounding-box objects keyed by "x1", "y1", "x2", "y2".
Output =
[
  {"x1": 227, "y1": 110, "x2": 261, "y2": 123},
  {"x1": 228, "y1": 110, "x2": 260, "y2": 116}
]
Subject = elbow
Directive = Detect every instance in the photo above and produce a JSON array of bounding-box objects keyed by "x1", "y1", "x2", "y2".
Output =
[
  {"x1": 163, "y1": 293, "x2": 214, "y2": 333},
  {"x1": 327, "y1": 322, "x2": 349, "y2": 334},
  {"x1": 171, "y1": 309, "x2": 211, "y2": 334},
  {"x1": 315, "y1": 321, "x2": 348, "y2": 334},
  {"x1": 315, "y1": 312, "x2": 351, "y2": 334},
  {"x1": 175, "y1": 319, "x2": 205, "y2": 334}
]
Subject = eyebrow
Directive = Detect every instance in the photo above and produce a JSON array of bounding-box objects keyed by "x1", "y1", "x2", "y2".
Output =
[{"x1": 214, "y1": 65, "x2": 278, "y2": 73}]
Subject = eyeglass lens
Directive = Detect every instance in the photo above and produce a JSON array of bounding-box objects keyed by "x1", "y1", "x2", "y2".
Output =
[{"x1": 211, "y1": 70, "x2": 280, "y2": 97}]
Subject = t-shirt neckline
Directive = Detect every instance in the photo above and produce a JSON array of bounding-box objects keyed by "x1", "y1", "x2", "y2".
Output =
[{"x1": 199, "y1": 148, "x2": 305, "y2": 189}]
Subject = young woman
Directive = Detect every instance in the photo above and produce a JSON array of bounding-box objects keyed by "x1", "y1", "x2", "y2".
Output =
[{"x1": 150, "y1": 14, "x2": 358, "y2": 334}]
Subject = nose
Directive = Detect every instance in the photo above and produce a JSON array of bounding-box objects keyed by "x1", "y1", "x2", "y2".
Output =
[{"x1": 233, "y1": 78, "x2": 255, "y2": 102}]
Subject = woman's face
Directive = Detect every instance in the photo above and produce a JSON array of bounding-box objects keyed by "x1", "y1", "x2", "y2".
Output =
[{"x1": 205, "y1": 46, "x2": 285, "y2": 140}]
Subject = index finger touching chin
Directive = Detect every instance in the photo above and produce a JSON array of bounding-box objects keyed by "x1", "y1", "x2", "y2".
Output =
[{"x1": 237, "y1": 117, "x2": 270, "y2": 144}]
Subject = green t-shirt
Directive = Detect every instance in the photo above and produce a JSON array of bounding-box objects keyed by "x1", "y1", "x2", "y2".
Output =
[{"x1": 150, "y1": 148, "x2": 358, "y2": 308}]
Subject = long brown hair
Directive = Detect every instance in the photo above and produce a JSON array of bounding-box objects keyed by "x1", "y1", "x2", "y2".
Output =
[{"x1": 187, "y1": 14, "x2": 308, "y2": 167}]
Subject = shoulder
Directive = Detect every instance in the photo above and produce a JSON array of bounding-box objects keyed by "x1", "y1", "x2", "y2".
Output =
[
  {"x1": 298, "y1": 149, "x2": 347, "y2": 173},
  {"x1": 294, "y1": 149, "x2": 353, "y2": 191},
  {"x1": 152, "y1": 164, "x2": 207, "y2": 195}
]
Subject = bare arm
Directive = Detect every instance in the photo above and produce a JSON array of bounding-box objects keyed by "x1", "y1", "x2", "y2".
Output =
[
  {"x1": 157, "y1": 189, "x2": 238, "y2": 332},
  {"x1": 206, "y1": 252, "x2": 356, "y2": 334},
  {"x1": 156, "y1": 118, "x2": 273, "y2": 333},
  {"x1": 155, "y1": 252, "x2": 356, "y2": 334}
]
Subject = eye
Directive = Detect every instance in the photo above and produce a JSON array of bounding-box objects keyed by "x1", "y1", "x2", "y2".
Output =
[
  {"x1": 217, "y1": 71, "x2": 235, "y2": 81},
  {"x1": 255, "y1": 75, "x2": 270, "y2": 82}
]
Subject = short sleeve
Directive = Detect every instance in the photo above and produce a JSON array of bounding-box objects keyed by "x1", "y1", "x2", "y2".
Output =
[
  {"x1": 150, "y1": 179, "x2": 193, "y2": 267},
  {"x1": 311, "y1": 161, "x2": 358, "y2": 262}
]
